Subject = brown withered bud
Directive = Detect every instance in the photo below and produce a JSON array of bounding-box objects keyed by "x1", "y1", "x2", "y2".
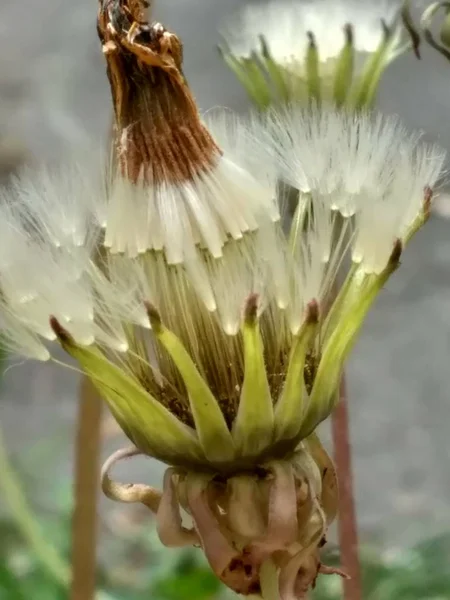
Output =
[{"x1": 97, "y1": 0, "x2": 219, "y2": 183}]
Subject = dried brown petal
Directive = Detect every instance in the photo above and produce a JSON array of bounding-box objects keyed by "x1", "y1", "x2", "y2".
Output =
[
  {"x1": 306, "y1": 433, "x2": 339, "y2": 525},
  {"x1": 101, "y1": 446, "x2": 162, "y2": 513},
  {"x1": 227, "y1": 475, "x2": 267, "y2": 540},
  {"x1": 157, "y1": 468, "x2": 199, "y2": 547},
  {"x1": 186, "y1": 473, "x2": 261, "y2": 596},
  {"x1": 97, "y1": 0, "x2": 220, "y2": 183}
]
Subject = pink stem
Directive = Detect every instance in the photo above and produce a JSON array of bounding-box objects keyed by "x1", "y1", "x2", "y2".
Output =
[{"x1": 331, "y1": 376, "x2": 362, "y2": 600}]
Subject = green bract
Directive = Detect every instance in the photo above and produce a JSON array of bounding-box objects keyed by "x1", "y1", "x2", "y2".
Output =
[
  {"x1": 50, "y1": 243, "x2": 406, "y2": 473},
  {"x1": 220, "y1": 2, "x2": 414, "y2": 110}
]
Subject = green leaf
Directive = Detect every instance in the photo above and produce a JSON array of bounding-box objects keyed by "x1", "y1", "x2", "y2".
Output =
[
  {"x1": 0, "y1": 563, "x2": 28, "y2": 600},
  {"x1": 151, "y1": 567, "x2": 221, "y2": 600}
]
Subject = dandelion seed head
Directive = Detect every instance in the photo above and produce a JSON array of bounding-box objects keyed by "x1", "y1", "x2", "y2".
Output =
[
  {"x1": 0, "y1": 106, "x2": 444, "y2": 487},
  {"x1": 0, "y1": 108, "x2": 444, "y2": 364}
]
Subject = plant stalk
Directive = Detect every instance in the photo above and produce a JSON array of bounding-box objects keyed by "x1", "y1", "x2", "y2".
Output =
[
  {"x1": 331, "y1": 376, "x2": 362, "y2": 600},
  {"x1": 0, "y1": 417, "x2": 70, "y2": 586},
  {"x1": 70, "y1": 376, "x2": 103, "y2": 600}
]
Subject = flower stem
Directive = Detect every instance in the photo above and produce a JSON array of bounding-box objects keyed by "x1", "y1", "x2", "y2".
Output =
[
  {"x1": 70, "y1": 376, "x2": 103, "y2": 600},
  {"x1": 259, "y1": 559, "x2": 280, "y2": 600},
  {"x1": 331, "y1": 376, "x2": 362, "y2": 600},
  {"x1": 0, "y1": 416, "x2": 70, "y2": 586}
]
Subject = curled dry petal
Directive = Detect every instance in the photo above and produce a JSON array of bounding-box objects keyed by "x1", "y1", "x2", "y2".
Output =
[
  {"x1": 227, "y1": 475, "x2": 266, "y2": 540},
  {"x1": 157, "y1": 468, "x2": 199, "y2": 547},
  {"x1": 186, "y1": 473, "x2": 261, "y2": 596},
  {"x1": 278, "y1": 539, "x2": 322, "y2": 600},
  {"x1": 101, "y1": 446, "x2": 162, "y2": 513},
  {"x1": 319, "y1": 563, "x2": 350, "y2": 578},
  {"x1": 306, "y1": 433, "x2": 339, "y2": 524},
  {"x1": 254, "y1": 461, "x2": 298, "y2": 556}
]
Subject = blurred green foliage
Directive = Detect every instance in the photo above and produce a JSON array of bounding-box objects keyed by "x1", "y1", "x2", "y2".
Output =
[
  {"x1": 0, "y1": 356, "x2": 448, "y2": 600},
  {"x1": 312, "y1": 534, "x2": 450, "y2": 600},
  {"x1": 2, "y1": 482, "x2": 450, "y2": 600}
]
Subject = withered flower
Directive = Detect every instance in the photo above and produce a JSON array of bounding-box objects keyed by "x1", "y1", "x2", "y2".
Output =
[{"x1": 0, "y1": 1, "x2": 445, "y2": 598}]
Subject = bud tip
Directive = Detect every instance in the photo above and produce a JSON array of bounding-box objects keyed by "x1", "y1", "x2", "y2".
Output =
[
  {"x1": 244, "y1": 293, "x2": 259, "y2": 325},
  {"x1": 49, "y1": 316, "x2": 72, "y2": 344},
  {"x1": 145, "y1": 301, "x2": 163, "y2": 332},
  {"x1": 306, "y1": 299, "x2": 319, "y2": 324}
]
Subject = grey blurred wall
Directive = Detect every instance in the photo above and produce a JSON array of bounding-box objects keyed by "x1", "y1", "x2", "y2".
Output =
[{"x1": 0, "y1": 0, "x2": 450, "y2": 553}]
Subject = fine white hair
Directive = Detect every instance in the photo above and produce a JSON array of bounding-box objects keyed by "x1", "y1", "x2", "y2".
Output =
[
  {"x1": 221, "y1": 0, "x2": 403, "y2": 67},
  {"x1": 264, "y1": 107, "x2": 445, "y2": 274},
  {"x1": 0, "y1": 108, "x2": 445, "y2": 361}
]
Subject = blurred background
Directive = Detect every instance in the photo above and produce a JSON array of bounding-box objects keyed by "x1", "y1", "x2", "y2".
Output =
[{"x1": 1, "y1": 0, "x2": 450, "y2": 599}]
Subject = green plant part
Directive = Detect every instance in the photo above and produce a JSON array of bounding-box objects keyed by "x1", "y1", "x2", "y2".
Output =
[
  {"x1": 220, "y1": 0, "x2": 417, "y2": 110},
  {"x1": 417, "y1": 1, "x2": 450, "y2": 61}
]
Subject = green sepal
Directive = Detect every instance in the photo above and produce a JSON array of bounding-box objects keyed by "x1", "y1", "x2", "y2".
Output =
[
  {"x1": 305, "y1": 32, "x2": 321, "y2": 104},
  {"x1": 259, "y1": 35, "x2": 290, "y2": 103},
  {"x1": 333, "y1": 24, "x2": 355, "y2": 107},
  {"x1": 219, "y1": 45, "x2": 272, "y2": 109},
  {"x1": 298, "y1": 241, "x2": 402, "y2": 438},
  {"x1": 232, "y1": 295, "x2": 274, "y2": 456},
  {"x1": 351, "y1": 22, "x2": 398, "y2": 109},
  {"x1": 50, "y1": 318, "x2": 204, "y2": 466},
  {"x1": 147, "y1": 305, "x2": 235, "y2": 464},
  {"x1": 321, "y1": 262, "x2": 358, "y2": 342},
  {"x1": 273, "y1": 301, "x2": 319, "y2": 442}
]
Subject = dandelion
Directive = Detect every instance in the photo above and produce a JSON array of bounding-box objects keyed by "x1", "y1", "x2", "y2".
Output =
[
  {"x1": 0, "y1": 1, "x2": 445, "y2": 598},
  {"x1": 220, "y1": 0, "x2": 416, "y2": 109}
]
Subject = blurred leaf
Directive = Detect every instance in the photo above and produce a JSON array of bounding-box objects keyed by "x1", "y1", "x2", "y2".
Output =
[
  {"x1": 0, "y1": 563, "x2": 28, "y2": 600},
  {"x1": 313, "y1": 534, "x2": 450, "y2": 600},
  {"x1": 151, "y1": 566, "x2": 221, "y2": 600}
]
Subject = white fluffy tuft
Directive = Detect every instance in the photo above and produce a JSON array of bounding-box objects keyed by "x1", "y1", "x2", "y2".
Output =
[
  {"x1": 10, "y1": 154, "x2": 105, "y2": 249},
  {"x1": 221, "y1": 0, "x2": 402, "y2": 68},
  {"x1": 262, "y1": 107, "x2": 446, "y2": 275},
  {"x1": 0, "y1": 169, "x2": 145, "y2": 358},
  {"x1": 101, "y1": 151, "x2": 279, "y2": 263},
  {"x1": 0, "y1": 107, "x2": 445, "y2": 362}
]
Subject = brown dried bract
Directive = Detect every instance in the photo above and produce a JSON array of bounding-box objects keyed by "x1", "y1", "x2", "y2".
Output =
[
  {"x1": 97, "y1": 0, "x2": 220, "y2": 184},
  {"x1": 101, "y1": 441, "x2": 347, "y2": 598}
]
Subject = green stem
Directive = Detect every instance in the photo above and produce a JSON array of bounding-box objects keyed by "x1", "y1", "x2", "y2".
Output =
[
  {"x1": 260, "y1": 559, "x2": 280, "y2": 600},
  {"x1": 0, "y1": 420, "x2": 70, "y2": 586}
]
